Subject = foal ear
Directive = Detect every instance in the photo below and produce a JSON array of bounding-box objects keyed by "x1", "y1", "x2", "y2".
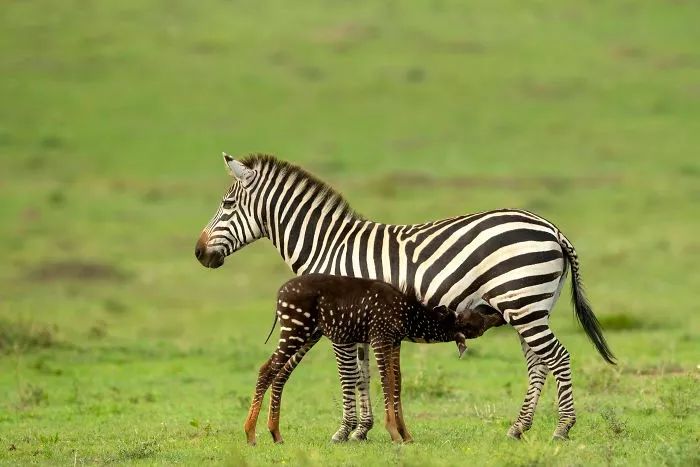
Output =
[
  {"x1": 432, "y1": 305, "x2": 455, "y2": 323},
  {"x1": 222, "y1": 152, "x2": 255, "y2": 186}
]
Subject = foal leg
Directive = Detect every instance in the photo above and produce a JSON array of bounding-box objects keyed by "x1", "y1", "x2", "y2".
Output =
[
  {"x1": 507, "y1": 334, "x2": 549, "y2": 439},
  {"x1": 350, "y1": 344, "x2": 374, "y2": 441},
  {"x1": 331, "y1": 343, "x2": 359, "y2": 442},
  {"x1": 372, "y1": 339, "x2": 402, "y2": 442},
  {"x1": 267, "y1": 332, "x2": 322, "y2": 444},
  {"x1": 244, "y1": 351, "x2": 288, "y2": 445},
  {"x1": 391, "y1": 344, "x2": 412, "y2": 443}
]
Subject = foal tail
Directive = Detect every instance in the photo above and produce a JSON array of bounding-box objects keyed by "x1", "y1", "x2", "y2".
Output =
[
  {"x1": 558, "y1": 231, "x2": 616, "y2": 365},
  {"x1": 264, "y1": 312, "x2": 279, "y2": 344}
]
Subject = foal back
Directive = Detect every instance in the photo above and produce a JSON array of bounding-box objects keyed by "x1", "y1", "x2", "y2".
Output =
[{"x1": 276, "y1": 274, "x2": 417, "y2": 344}]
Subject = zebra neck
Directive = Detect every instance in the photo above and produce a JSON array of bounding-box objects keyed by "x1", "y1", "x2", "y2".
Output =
[
  {"x1": 268, "y1": 213, "x2": 401, "y2": 278},
  {"x1": 276, "y1": 215, "x2": 388, "y2": 276}
]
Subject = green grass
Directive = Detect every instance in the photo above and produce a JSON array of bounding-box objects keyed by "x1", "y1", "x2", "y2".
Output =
[{"x1": 1, "y1": 0, "x2": 699, "y2": 465}]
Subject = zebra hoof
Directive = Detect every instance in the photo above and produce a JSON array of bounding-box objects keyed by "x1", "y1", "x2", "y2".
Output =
[
  {"x1": 331, "y1": 425, "x2": 354, "y2": 443},
  {"x1": 506, "y1": 427, "x2": 523, "y2": 440},
  {"x1": 552, "y1": 433, "x2": 570, "y2": 442},
  {"x1": 331, "y1": 434, "x2": 349, "y2": 443},
  {"x1": 349, "y1": 431, "x2": 368, "y2": 442}
]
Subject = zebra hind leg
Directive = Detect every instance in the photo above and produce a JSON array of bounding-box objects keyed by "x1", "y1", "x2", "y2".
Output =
[
  {"x1": 330, "y1": 343, "x2": 359, "y2": 442},
  {"x1": 507, "y1": 335, "x2": 549, "y2": 439},
  {"x1": 350, "y1": 344, "x2": 374, "y2": 441},
  {"x1": 512, "y1": 317, "x2": 576, "y2": 440}
]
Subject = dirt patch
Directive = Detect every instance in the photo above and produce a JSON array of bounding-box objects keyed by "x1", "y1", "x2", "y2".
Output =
[
  {"x1": 622, "y1": 364, "x2": 689, "y2": 377},
  {"x1": 412, "y1": 31, "x2": 486, "y2": 54},
  {"x1": 611, "y1": 44, "x2": 647, "y2": 60},
  {"x1": 26, "y1": 260, "x2": 129, "y2": 282},
  {"x1": 314, "y1": 22, "x2": 379, "y2": 51},
  {"x1": 654, "y1": 53, "x2": 699, "y2": 70},
  {"x1": 375, "y1": 171, "x2": 619, "y2": 191},
  {"x1": 519, "y1": 77, "x2": 587, "y2": 100},
  {"x1": 0, "y1": 319, "x2": 57, "y2": 353}
]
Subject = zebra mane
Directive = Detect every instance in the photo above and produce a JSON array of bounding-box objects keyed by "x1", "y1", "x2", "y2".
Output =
[{"x1": 240, "y1": 154, "x2": 363, "y2": 220}]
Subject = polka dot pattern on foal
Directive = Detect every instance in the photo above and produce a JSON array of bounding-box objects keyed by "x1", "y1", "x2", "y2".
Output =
[{"x1": 244, "y1": 274, "x2": 505, "y2": 445}]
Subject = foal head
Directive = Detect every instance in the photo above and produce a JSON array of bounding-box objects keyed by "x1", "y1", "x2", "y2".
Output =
[{"x1": 431, "y1": 305, "x2": 506, "y2": 358}]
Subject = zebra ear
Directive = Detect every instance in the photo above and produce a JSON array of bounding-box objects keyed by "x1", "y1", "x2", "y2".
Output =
[{"x1": 223, "y1": 152, "x2": 255, "y2": 185}]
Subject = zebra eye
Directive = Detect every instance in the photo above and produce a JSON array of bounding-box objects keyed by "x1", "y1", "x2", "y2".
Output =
[{"x1": 222, "y1": 199, "x2": 236, "y2": 209}]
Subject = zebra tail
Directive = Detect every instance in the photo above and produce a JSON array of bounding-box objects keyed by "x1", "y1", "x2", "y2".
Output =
[
  {"x1": 559, "y1": 233, "x2": 616, "y2": 365},
  {"x1": 264, "y1": 313, "x2": 279, "y2": 345}
]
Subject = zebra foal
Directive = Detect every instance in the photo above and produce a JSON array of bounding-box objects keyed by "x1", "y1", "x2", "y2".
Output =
[{"x1": 244, "y1": 274, "x2": 503, "y2": 445}]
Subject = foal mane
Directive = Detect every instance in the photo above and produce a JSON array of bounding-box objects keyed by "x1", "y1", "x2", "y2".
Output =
[{"x1": 241, "y1": 154, "x2": 363, "y2": 221}]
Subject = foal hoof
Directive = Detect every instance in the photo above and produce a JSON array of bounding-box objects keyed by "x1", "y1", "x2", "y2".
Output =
[
  {"x1": 552, "y1": 433, "x2": 569, "y2": 442},
  {"x1": 245, "y1": 432, "x2": 257, "y2": 446}
]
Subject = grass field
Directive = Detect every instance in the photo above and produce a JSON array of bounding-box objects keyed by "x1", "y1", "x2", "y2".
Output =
[{"x1": 1, "y1": 0, "x2": 699, "y2": 465}]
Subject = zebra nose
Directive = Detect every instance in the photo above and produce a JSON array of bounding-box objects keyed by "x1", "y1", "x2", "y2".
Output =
[
  {"x1": 195, "y1": 245, "x2": 204, "y2": 260},
  {"x1": 195, "y1": 231, "x2": 209, "y2": 264}
]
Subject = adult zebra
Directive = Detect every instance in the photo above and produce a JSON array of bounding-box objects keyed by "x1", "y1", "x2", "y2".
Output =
[{"x1": 195, "y1": 153, "x2": 615, "y2": 441}]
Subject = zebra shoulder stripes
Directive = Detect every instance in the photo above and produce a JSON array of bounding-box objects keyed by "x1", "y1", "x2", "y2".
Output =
[{"x1": 195, "y1": 153, "x2": 615, "y2": 441}]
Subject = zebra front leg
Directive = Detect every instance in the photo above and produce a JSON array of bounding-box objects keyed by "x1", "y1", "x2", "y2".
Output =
[
  {"x1": 350, "y1": 343, "x2": 374, "y2": 441},
  {"x1": 372, "y1": 339, "x2": 402, "y2": 443},
  {"x1": 514, "y1": 319, "x2": 576, "y2": 440},
  {"x1": 267, "y1": 332, "x2": 321, "y2": 444},
  {"x1": 507, "y1": 334, "x2": 549, "y2": 439},
  {"x1": 330, "y1": 343, "x2": 359, "y2": 442}
]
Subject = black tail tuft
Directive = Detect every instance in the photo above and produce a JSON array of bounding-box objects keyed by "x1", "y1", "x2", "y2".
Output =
[
  {"x1": 264, "y1": 313, "x2": 279, "y2": 345},
  {"x1": 571, "y1": 276, "x2": 616, "y2": 365}
]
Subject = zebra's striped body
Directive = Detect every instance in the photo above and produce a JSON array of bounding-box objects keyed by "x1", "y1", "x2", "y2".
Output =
[{"x1": 195, "y1": 154, "x2": 614, "y2": 441}]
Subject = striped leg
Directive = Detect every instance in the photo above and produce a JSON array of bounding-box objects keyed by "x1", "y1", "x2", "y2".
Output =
[
  {"x1": 331, "y1": 343, "x2": 359, "y2": 442},
  {"x1": 512, "y1": 316, "x2": 576, "y2": 440},
  {"x1": 268, "y1": 331, "x2": 322, "y2": 444},
  {"x1": 371, "y1": 339, "x2": 402, "y2": 442},
  {"x1": 507, "y1": 335, "x2": 549, "y2": 439},
  {"x1": 350, "y1": 344, "x2": 374, "y2": 441}
]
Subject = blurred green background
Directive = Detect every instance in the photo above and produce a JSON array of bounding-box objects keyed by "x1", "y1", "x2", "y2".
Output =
[{"x1": 1, "y1": 0, "x2": 698, "y2": 465}]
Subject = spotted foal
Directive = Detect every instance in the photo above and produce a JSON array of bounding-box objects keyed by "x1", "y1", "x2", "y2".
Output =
[{"x1": 243, "y1": 274, "x2": 504, "y2": 445}]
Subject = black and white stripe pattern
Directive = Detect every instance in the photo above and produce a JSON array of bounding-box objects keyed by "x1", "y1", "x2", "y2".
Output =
[{"x1": 196, "y1": 154, "x2": 614, "y2": 440}]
